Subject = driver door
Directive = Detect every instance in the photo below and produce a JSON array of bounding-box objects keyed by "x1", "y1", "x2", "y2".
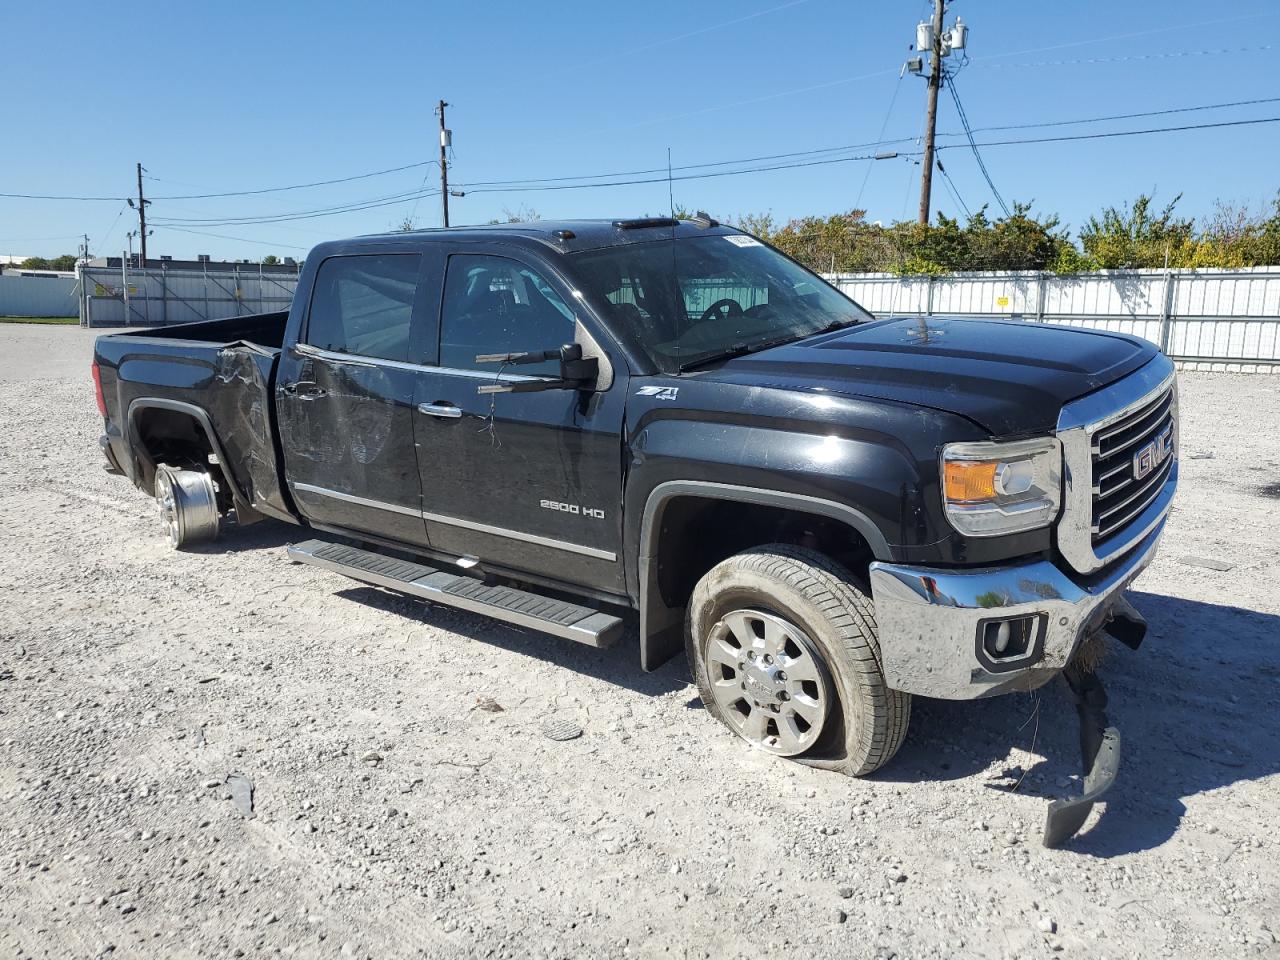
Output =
[{"x1": 410, "y1": 249, "x2": 627, "y2": 595}]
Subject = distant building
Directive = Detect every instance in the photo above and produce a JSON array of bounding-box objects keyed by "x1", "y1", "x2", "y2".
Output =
[{"x1": 90, "y1": 255, "x2": 301, "y2": 273}]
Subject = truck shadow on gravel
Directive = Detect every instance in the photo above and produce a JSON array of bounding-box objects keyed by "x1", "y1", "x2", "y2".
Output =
[
  {"x1": 334, "y1": 585, "x2": 691, "y2": 698},
  {"x1": 877, "y1": 590, "x2": 1280, "y2": 857}
]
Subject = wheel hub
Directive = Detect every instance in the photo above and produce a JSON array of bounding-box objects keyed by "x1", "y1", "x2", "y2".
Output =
[
  {"x1": 741, "y1": 661, "x2": 782, "y2": 704},
  {"x1": 703, "y1": 609, "x2": 831, "y2": 757}
]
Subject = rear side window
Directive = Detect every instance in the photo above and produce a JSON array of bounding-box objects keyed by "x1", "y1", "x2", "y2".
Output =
[
  {"x1": 439, "y1": 254, "x2": 575, "y2": 376},
  {"x1": 305, "y1": 254, "x2": 421, "y2": 362}
]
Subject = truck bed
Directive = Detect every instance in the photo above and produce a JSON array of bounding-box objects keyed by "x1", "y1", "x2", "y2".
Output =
[
  {"x1": 106, "y1": 310, "x2": 289, "y2": 349},
  {"x1": 95, "y1": 311, "x2": 294, "y2": 524}
]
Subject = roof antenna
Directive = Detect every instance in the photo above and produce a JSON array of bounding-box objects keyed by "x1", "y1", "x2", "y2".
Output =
[{"x1": 667, "y1": 147, "x2": 674, "y2": 219}]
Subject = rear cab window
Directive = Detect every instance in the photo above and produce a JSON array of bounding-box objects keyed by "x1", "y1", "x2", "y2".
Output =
[{"x1": 305, "y1": 254, "x2": 422, "y2": 362}]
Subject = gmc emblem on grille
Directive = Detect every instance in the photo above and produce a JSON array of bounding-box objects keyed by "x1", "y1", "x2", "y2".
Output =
[{"x1": 1132, "y1": 425, "x2": 1174, "y2": 481}]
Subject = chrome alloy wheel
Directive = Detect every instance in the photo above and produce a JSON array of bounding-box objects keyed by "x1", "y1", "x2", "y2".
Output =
[
  {"x1": 155, "y1": 467, "x2": 181, "y2": 548},
  {"x1": 153, "y1": 465, "x2": 220, "y2": 548},
  {"x1": 703, "y1": 609, "x2": 831, "y2": 756}
]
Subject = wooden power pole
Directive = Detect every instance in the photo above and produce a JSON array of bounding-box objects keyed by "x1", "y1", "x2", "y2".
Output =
[
  {"x1": 135, "y1": 162, "x2": 149, "y2": 266},
  {"x1": 437, "y1": 101, "x2": 451, "y2": 228},
  {"x1": 917, "y1": 0, "x2": 945, "y2": 225}
]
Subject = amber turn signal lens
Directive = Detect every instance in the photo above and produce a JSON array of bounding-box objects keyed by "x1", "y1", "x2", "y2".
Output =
[{"x1": 944, "y1": 460, "x2": 998, "y2": 502}]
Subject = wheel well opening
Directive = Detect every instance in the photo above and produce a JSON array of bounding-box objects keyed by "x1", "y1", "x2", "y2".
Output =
[
  {"x1": 653, "y1": 497, "x2": 874, "y2": 612},
  {"x1": 131, "y1": 408, "x2": 228, "y2": 508}
]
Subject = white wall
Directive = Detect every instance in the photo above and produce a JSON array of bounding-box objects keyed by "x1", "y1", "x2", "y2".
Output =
[{"x1": 826, "y1": 267, "x2": 1280, "y2": 372}]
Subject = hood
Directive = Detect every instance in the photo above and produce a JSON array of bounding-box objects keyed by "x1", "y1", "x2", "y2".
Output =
[{"x1": 706, "y1": 316, "x2": 1158, "y2": 436}]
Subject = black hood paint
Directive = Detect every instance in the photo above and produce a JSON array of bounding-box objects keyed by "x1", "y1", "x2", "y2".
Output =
[{"x1": 704, "y1": 316, "x2": 1158, "y2": 436}]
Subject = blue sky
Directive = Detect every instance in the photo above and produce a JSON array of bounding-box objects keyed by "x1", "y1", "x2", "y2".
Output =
[{"x1": 2, "y1": 0, "x2": 1278, "y2": 261}]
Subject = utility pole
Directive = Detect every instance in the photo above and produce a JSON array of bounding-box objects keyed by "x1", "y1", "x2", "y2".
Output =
[
  {"x1": 437, "y1": 100, "x2": 451, "y2": 228},
  {"x1": 134, "y1": 162, "x2": 149, "y2": 266},
  {"x1": 917, "y1": 0, "x2": 945, "y2": 225}
]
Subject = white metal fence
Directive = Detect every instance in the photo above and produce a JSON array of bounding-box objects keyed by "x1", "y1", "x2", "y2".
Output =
[
  {"x1": 0, "y1": 274, "x2": 79, "y2": 317},
  {"x1": 827, "y1": 268, "x2": 1280, "y2": 371},
  {"x1": 80, "y1": 263, "x2": 300, "y2": 328}
]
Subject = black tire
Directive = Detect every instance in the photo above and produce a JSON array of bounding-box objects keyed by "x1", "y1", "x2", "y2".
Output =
[{"x1": 686, "y1": 543, "x2": 910, "y2": 776}]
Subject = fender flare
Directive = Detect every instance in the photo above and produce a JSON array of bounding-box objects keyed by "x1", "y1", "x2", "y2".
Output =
[
  {"x1": 126, "y1": 398, "x2": 251, "y2": 513},
  {"x1": 635, "y1": 480, "x2": 891, "y2": 671}
]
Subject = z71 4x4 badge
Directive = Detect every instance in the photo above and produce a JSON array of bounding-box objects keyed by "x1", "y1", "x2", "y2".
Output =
[{"x1": 636, "y1": 385, "x2": 679, "y2": 401}]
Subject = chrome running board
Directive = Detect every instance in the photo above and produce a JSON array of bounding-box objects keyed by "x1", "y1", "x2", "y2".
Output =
[{"x1": 287, "y1": 539, "x2": 624, "y2": 648}]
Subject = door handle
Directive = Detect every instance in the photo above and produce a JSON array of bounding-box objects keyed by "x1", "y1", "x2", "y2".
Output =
[
  {"x1": 418, "y1": 401, "x2": 462, "y2": 419},
  {"x1": 282, "y1": 381, "x2": 327, "y2": 400}
]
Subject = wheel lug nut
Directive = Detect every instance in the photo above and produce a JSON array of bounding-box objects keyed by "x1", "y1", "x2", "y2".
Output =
[
  {"x1": 777, "y1": 672, "x2": 787, "y2": 682},
  {"x1": 778, "y1": 691, "x2": 790, "y2": 701},
  {"x1": 763, "y1": 654, "x2": 773, "y2": 665},
  {"x1": 747, "y1": 651, "x2": 756, "y2": 660}
]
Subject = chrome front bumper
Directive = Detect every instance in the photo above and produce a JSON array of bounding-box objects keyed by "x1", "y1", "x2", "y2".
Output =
[{"x1": 868, "y1": 520, "x2": 1166, "y2": 699}]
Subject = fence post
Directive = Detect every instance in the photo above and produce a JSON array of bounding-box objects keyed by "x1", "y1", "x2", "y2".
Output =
[
  {"x1": 1159, "y1": 271, "x2": 1176, "y2": 355},
  {"x1": 925, "y1": 275, "x2": 935, "y2": 316},
  {"x1": 1036, "y1": 272, "x2": 1047, "y2": 323}
]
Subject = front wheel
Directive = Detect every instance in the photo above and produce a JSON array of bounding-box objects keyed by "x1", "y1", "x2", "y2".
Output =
[
  {"x1": 154, "y1": 464, "x2": 220, "y2": 548},
  {"x1": 687, "y1": 544, "x2": 910, "y2": 775}
]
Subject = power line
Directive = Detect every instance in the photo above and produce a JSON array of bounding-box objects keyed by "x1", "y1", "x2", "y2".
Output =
[
  {"x1": 946, "y1": 75, "x2": 1010, "y2": 217},
  {"x1": 969, "y1": 11, "x2": 1274, "y2": 64},
  {"x1": 152, "y1": 225, "x2": 310, "y2": 251},
  {"x1": 934, "y1": 156, "x2": 972, "y2": 219},
  {"x1": 954, "y1": 95, "x2": 1280, "y2": 136},
  {"x1": 152, "y1": 187, "x2": 442, "y2": 227},
  {"x1": 100, "y1": 113, "x2": 1280, "y2": 230},
  {"x1": 853, "y1": 72, "x2": 907, "y2": 214},
  {"x1": 951, "y1": 114, "x2": 1280, "y2": 152},
  {"x1": 975, "y1": 43, "x2": 1273, "y2": 71},
  {"x1": 0, "y1": 190, "x2": 122, "y2": 202},
  {"x1": 144, "y1": 159, "x2": 438, "y2": 200},
  {"x1": 563, "y1": 0, "x2": 814, "y2": 72}
]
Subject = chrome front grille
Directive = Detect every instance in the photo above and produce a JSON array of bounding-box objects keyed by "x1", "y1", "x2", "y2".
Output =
[
  {"x1": 1056, "y1": 355, "x2": 1179, "y2": 575},
  {"x1": 1090, "y1": 384, "x2": 1176, "y2": 543}
]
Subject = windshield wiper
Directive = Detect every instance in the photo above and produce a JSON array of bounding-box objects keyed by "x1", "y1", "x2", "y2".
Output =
[{"x1": 676, "y1": 334, "x2": 804, "y2": 373}]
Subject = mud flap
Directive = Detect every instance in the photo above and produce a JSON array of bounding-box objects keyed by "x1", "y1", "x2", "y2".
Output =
[{"x1": 1043, "y1": 663, "x2": 1121, "y2": 848}]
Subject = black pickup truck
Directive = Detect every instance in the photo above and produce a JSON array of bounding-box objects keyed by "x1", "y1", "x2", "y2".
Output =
[{"x1": 94, "y1": 217, "x2": 1177, "y2": 845}]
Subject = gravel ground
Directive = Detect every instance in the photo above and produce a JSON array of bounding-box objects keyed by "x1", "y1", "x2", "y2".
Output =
[{"x1": 1, "y1": 325, "x2": 1278, "y2": 960}]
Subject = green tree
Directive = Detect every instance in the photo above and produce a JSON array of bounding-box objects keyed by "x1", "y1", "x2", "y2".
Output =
[
  {"x1": 261, "y1": 255, "x2": 280, "y2": 266},
  {"x1": 1079, "y1": 193, "x2": 1194, "y2": 269}
]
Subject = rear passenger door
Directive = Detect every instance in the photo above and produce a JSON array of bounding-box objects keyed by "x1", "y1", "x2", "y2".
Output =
[
  {"x1": 411, "y1": 248, "x2": 628, "y2": 595},
  {"x1": 277, "y1": 252, "x2": 433, "y2": 547}
]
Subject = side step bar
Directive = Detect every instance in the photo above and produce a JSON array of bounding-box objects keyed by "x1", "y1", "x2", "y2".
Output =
[{"x1": 287, "y1": 539, "x2": 624, "y2": 648}]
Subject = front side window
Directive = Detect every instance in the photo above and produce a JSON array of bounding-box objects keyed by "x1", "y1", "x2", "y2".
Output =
[
  {"x1": 439, "y1": 254, "x2": 576, "y2": 376},
  {"x1": 572, "y1": 235, "x2": 872, "y2": 372},
  {"x1": 305, "y1": 254, "x2": 421, "y2": 362}
]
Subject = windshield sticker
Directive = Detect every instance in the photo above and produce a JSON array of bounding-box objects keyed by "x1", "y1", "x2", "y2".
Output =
[{"x1": 724, "y1": 235, "x2": 761, "y2": 247}]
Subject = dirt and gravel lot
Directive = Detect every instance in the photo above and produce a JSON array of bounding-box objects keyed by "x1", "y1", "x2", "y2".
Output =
[{"x1": 1, "y1": 324, "x2": 1278, "y2": 960}]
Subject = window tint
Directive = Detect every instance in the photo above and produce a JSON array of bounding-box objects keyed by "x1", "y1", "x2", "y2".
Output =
[
  {"x1": 306, "y1": 254, "x2": 421, "y2": 362},
  {"x1": 439, "y1": 255, "x2": 575, "y2": 375}
]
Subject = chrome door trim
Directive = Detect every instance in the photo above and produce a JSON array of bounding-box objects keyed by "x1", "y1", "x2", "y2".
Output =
[
  {"x1": 291, "y1": 482, "x2": 616, "y2": 562},
  {"x1": 291, "y1": 482, "x2": 422, "y2": 519},
  {"x1": 291, "y1": 343, "x2": 540, "y2": 382},
  {"x1": 420, "y1": 509, "x2": 617, "y2": 562},
  {"x1": 418, "y1": 402, "x2": 463, "y2": 419}
]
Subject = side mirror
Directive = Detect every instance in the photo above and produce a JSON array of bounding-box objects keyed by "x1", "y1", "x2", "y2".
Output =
[{"x1": 474, "y1": 343, "x2": 598, "y2": 395}]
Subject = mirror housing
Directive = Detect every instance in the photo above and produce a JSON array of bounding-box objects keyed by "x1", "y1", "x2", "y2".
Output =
[{"x1": 474, "y1": 343, "x2": 599, "y2": 394}]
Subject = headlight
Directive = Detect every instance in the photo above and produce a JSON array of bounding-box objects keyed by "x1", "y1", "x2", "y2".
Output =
[{"x1": 941, "y1": 437, "x2": 1062, "y2": 537}]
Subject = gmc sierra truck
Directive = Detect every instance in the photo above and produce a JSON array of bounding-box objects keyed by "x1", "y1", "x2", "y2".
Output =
[{"x1": 93, "y1": 217, "x2": 1177, "y2": 846}]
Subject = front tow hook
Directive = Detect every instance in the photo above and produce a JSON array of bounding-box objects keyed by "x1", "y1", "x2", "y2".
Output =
[{"x1": 1043, "y1": 663, "x2": 1120, "y2": 848}]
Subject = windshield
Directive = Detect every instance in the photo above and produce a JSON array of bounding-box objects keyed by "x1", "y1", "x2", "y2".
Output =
[{"x1": 571, "y1": 234, "x2": 873, "y2": 373}]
